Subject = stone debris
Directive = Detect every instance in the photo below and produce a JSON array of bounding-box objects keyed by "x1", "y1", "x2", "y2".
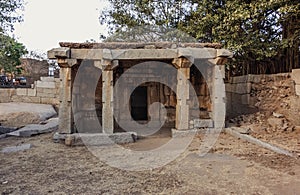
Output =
[
  {"x1": 1, "y1": 144, "x2": 32, "y2": 153},
  {"x1": 7, "y1": 118, "x2": 58, "y2": 137},
  {"x1": 272, "y1": 112, "x2": 284, "y2": 118},
  {"x1": 231, "y1": 127, "x2": 252, "y2": 135}
]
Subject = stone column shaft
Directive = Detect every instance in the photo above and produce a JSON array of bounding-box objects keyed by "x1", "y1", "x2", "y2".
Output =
[
  {"x1": 102, "y1": 70, "x2": 114, "y2": 134},
  {"x1": 59, "y1": 67, "x2": 73, "y2": 133},
  {"x1": 175, "y1": 67, "x2": 190, "y2": 130}
]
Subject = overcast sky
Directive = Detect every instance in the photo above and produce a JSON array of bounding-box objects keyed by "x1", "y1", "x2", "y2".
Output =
[{"x1": 14, "y1": 0, "x2": 109, "y2": 53}]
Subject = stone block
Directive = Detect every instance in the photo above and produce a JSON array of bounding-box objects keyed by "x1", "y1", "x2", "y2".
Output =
[
  {"x1": 2, "y1": 144, "x2": 32, "y2": 153},
  {"x1": 64, "y1": 132, "x2": 137, "y2": 146},
  {"x1": 43, "y1": 88, "x2": 56, "y2": 94},
  {"x1": 23, "y1": 96, "x2": 41, "y2": 104},
  {"x1": 217, "y1": 49, "x2": 233, "y2": 58},
  {"x1": 27, "y1": 88, "x2": 37, "y2": 97},
  {"x1": 248, "y1": 75, "x2": 263, "y2": 83},
  {"x1": 292, "y1": 69, "x2": 300, "y2": 85},
  {"x1": 55, "y1": 78, "x2": 60, "y2": 82},
  {"x1": 0, "y1": 89, "x2": 10, "y2": 97},
  {"x1": 47, "y1": 47, "x2": 70, "y2": 59},
  {"x1": 41, "y1": 97, "x2": 59, "y2": 105},
  {"x1": 234, "y1": 83, "x2": 251, "y2": 94},
  {"x1": 36, "y1": 87, "x2": 43, "y2": 93},
  {"x1": 38, "y1": 93, "x2": 56, "y2": 98},
  {"x1": 41, "y1": 77, "x2": 55, "y2": 82},
  {"x1": 16, "y1": 88, "x2": 27, "y2": 96},
  {"x1": 296, "y1": 85, "x2": 300, "y2": 96},
  {"x1": 193, "y1": 119, "x2": 214, "y2": 128},
  {"x1": 241, "y1": 94, "x2": 250, "y2": 105},
  {"x1": 36, "y1": 81, "x2": 55, "y2": 89},
  {"x1": 8, "y1": 118, "x2": 58, "y2": 137}
]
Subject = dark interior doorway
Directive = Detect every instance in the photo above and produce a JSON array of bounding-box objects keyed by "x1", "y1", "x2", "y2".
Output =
[{"x1": 130, "y1": 86, "x2": 148, "y2": 121}]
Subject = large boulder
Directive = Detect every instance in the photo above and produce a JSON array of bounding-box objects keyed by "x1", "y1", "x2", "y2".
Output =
[{"x1": 0, "y1": 103, "x2": 57, "y2": 128}]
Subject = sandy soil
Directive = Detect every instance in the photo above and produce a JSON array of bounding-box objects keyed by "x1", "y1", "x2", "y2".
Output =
[{"x1": 0, "y1": 132, "x2": 299, "y2": 194}]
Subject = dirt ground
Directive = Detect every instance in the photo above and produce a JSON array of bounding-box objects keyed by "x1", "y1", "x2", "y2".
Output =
[{"x1": 0, "y1": 132, "x2": 299, "y2": 194}]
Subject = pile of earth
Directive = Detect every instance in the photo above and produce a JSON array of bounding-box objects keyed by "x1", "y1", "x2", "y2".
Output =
[{"x1": 227, "y1": 76, "x2": 300, "y2": 153}]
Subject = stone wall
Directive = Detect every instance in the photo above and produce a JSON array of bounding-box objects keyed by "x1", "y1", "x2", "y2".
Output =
[
  {"x1": 292, "y1": 69, "x2": 300, "y2": 96},
  {"x1": 226, "y1": 73, "x2": 292, "y2": 119},
  {"x1": 0, "y1": 77, "x2": 60, "y2": 106}
]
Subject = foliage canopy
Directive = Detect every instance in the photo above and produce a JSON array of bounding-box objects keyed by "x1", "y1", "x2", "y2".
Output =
[
  {"x1": 100, "y1": 0, "x2": 300, "y2": 75},
  {"x1": 0, "y1": 0, "x2": 27, "y2": 74}
]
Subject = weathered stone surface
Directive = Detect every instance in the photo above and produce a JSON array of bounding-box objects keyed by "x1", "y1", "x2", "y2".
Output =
[
  {"x1": 36, "y1": 81, "x2": 55, "y2": 89},
  {"x1": 295, "y1": 85, "x2": 300, "y2": 96},
  {"x1": 0, "y1": 103, "x2": 57, "y2": 127},
  {"x1": 64, "y1": 132, "x2": 137, "y2": 146},
  {"x1": 60, "y1": 42, "x2": 222, "y2": 49},
  {"x1": 47, "y1": 47, "x2": 70, "y2": 59},
  {"x1": 53, "y1": 132, "x2": 67, "y2": 143},
  {"x1": 231, "y1": 127, "x2": 252, "y2": 134},
  {"x1": 193, "y1": 119, "x2": 214, "y2": 128},
  {"x1": 2, "y1": 144, "x2": 32, "y2": 153},
  {"x1": 292, "y1": 69, "x2": 300, "y2": 85},
  {"x1": 217, "y1": 49, "x2": 233, "y2": 58},
  {"x1": 267, "y1": 117, "x2": 284, "y2": 129},
  {"x1": 102, "y1": 70, "x2": 114, "y2": 134},
  {"x1": 58, "y1": 67, "x2": 73, "y2": 133},
  {"x1": 27, "y1": 88, "x2": 37, "y2": 97},
  {"x1": 71, "y1": 49, "x2": 104, "y2": 60},
  {"x1": 16, "y1": 88, "x2": 27, "y2": 96},
  {"x1": 41, "y1": 77, "x2": 55, "y2": 82},
  {"x1": 8, "y1": 118, "x2": 58, "y2": 137},
  {"x1": 0, "y1": 126, "x2": 18, "y2": 134}
]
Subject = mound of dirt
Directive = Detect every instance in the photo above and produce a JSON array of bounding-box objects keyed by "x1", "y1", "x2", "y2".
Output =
[{"x1": 228, "y1": 76, "x2": 300, "y2": 153}]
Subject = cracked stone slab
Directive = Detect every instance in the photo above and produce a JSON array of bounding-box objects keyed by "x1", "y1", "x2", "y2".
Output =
[
  {"x1": 2, "y1": 144, "x2": 32, "y2": 153},
  {"x1": 8, "y1": 118, "x2": 58, "y2": 137}
]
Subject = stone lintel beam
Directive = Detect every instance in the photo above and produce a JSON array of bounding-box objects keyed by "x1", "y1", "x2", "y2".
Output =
[
  {"x1": 66, "y1": 48, "x2": 221, "y2": 60},
  {"x1": 47, "y1": 47, "x2": 70, "y2": 59},
  {"x1": 172, "y1": 57, "x2": 193, "y2": 69},
  {"x1": 57, "y1": 58, "x2": 78, "y2": 68},
  {"x1": 217, "y1": 49, "x2": 233, "y2": 58},
  {"x1": 71, "y1": 49, "x2": 104, "y2": 60},
  {"x1": 94, "y1": 60, "x2": 119, "y2": 70},
  {"x1": 208, "y1": 57, "x2": 229, "y2": 65}
]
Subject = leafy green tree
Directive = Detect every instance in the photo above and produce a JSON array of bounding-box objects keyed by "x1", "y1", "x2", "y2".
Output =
[
  {"x1": 100, "y1": 0, "x2": 300, "y2": 74},
  {"x1": 0, "y1": 34, "x2": 27, "y2": 74},
  {"x1": 0, "y1": 0, "x2": 27, "y2": 75}
]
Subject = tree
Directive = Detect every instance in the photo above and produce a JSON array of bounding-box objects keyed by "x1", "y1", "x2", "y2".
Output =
[
  {"x1": 100, "y1": 0, "x2": 300, "y2": 75},
  {"x1": 0, "y1": 0, "x2": 27, "y2": 75},
  {"x1": 0, "y1": 0, "x2": 24, "y2": 32},
  {"x1": 0, "y1": 34, "x2": 27, "y2": 74}
]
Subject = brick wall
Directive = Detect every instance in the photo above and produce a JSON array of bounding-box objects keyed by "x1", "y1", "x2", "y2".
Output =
[{"x1": 0, "y1": 77, "x2": 60, "y2": 106}]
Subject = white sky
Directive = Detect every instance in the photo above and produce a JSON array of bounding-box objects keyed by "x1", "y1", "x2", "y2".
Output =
[{"x1": 14, "y1": 0, "x2": 109, "y2": 53}]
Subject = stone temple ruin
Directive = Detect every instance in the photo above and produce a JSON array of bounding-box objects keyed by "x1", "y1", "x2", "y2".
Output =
[{"x1": 48, "y1": 42, "x2": 232, "y2": 143}]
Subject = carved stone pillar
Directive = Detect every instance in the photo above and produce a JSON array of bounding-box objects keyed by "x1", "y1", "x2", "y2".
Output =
[
  {"x1": 102, "y1": 66, "x2": 114, "y2": 134},
  {"x1": 172, "y1": 58, "x2": 192, "y2": 130},
  {"x1": 57, "y1": 59, "x2": 74, "y2": 134}
]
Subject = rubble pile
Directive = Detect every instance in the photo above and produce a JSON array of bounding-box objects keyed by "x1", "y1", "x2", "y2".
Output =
[{"x1": 228, "y1": 76, "x2": 300, "y2": 153}]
